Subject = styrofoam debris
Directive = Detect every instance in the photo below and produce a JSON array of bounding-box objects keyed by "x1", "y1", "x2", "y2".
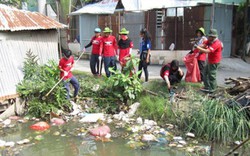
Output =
[{"x1": 79, "y1": 113, "x2": 104, "y2": 123}]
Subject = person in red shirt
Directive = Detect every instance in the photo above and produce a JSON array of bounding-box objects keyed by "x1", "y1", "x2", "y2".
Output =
[
  {"x1": 85, "y1": 28, "x2": 103, "y2": 76},
  {"x1": 118, "y1": 28, "x2": 133, "y2": 71},
  {"x1": 59, "y1": 50, "x2": 80, "y2": 100},
  {"x1": 160, "y1": 60, "x2": 184, "y2": 93},
  {"x1": 195, "y1": 29, "x2": 223, "y2": 93},
  {"x1": 190, "y1": 27, "x2": 207, "y2": 82},
  {"x1": 102, "y1": 27, "x2": 118, "y2": 77}
]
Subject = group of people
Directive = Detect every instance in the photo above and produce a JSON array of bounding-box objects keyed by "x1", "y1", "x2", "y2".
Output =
[
  {"x1": 160, "y1": 28, "x2": 223, "y2": 93},
  {"x1": 59, "y1": 27, "x2": 152, "y2": 100},
  {"x1": 59, "y1": 26, "x2": 223, "y2": 101}
]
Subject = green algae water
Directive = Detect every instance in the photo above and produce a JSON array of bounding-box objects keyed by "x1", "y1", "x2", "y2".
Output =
[
  {"x1": 0, "y1": 120, "x2": 188, "y2": 156},
  {"x1": 0, "y1": 119, "x2": 242, "y2": 156}
]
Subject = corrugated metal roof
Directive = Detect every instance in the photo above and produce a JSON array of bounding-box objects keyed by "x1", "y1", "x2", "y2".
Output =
[{"x1": 0, "y1": 4, "x2": 67, "y2": 32}]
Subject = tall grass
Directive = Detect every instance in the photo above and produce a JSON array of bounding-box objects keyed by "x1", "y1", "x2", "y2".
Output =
[
  {"x1": 137, "y1": 96, "x2": 176, "y2": 124},
  {"x1": 187, "y1": 98, "x2": 250, "y2": 143}
]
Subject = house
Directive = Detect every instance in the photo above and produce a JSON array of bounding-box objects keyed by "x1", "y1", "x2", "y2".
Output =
[
  {"x1": 70, "y1": 0, "x2": 246, "y2": 59},
  {"x1": 0, "y1": 4, "x2": 66, "y2": 105}
]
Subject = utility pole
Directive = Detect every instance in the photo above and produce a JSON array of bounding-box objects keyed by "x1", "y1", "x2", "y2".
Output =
[{"x1": 210, "y1": 0, "x2": 215, "y2": 29}]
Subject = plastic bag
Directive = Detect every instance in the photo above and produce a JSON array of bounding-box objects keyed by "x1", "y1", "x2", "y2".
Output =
[
  {"x1": 183, "y1": 53, "x2": 201, "y2": 82},
  {"x1": 30, "y1": 121, "x2": 50, "y2": 131},
  {"x1": 89, "y1": 125, "x2": 110, "y2": 137}
]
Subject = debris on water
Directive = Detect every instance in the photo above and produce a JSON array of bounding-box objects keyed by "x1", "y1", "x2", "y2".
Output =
[
  {"x1": 70, "y1": 101, "x2": 82, "y2": 116},
  {"x1": 18, "y1": 119, "x2": 27, "y2": 123},
  {"x1": 51, "y1": 118, "x2": 65, "y2": 126},
  {"x1": 173, "y1": 136, "x2": 183, "y2": 142},
  {"x1": 0, "y1": 140, "x2": 6, "y2": 147},
  {"x1": 178, "y1": 140, "x2": 187, "y2": 145},
  {"x1": 34, "y1": 135, "x2": 44, "y2": 141},
  {"x1": 89, "y1": 125, "x2": 110, "y2": 137},
  {"x1": 186, "y1": 132, "x2": 195, "y2": 138},
  {"x1": 53, "y1": 131, "x2": 60, "y2": 136},
  {"x1": 9, "y1": 116, "x2": 21, "y2": 120},
  {"x1": 16, "y1": 139, "x2": 30, "y2": 145},
  {"x1": 79, "y1": 113, "x2": 105, "y2": 123},
  {"x1": 136, "y1": 117, "x2": 143, "y2": 125},
  {"x1": 142, "y1": 134, "x2": 156, "y2": 142},
  {"x1": 127, "y1": 140, "x2": 144, "y2": 149},
  {"x1": 169, "y1": 143, "x2": 177, "y2": 147},
  {"x1": 5, "y1": 142, "x2": 15, "y2": 147},
  {"x1": 177, "y1": 144, "x2": 183, "y2": 148},
  {"x1": 234, "y1": 141, "x2": 242, "y2": 145},
  {"x1": 166, "y1": 123, "x2": 174, "y2": 129},
  {"x1": 3, "y1": 119, "x2": 11, "y2": 126},
  {"x1": 61, "y1": 134, "x2": 66, "y2": 137},
  {"x1": 30, "y1": 121, "x2": 50, "y2": 131},
  {"x1": 104, "y1": 133, "x2": 111, "y2": 139}
]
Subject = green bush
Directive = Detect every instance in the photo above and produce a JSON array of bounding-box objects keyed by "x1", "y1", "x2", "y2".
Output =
[
  {"x1": 108, "y1": 55, "x2": 142, "y2": 104},
  {"x1": 17, "y1": 51, "x2": 69, "y2": 118},
  {"x1": 187, "y1": 98, "x2": 250, "y2": 143}
]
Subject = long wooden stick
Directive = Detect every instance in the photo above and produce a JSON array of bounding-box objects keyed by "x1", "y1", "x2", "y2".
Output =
[{"x1": 224, "y1": 137, "x2": 250, "y2": 156}]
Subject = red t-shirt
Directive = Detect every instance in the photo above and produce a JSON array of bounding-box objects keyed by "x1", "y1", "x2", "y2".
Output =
[
  {"x1": 160, "y1": 63, "x2": 170, "y2": 80},
  {"x1": 118, "y1": 38, "x2": 133, "y2": 65},
  {"x1": 91, "y1": 36, "x2": 103, "y2": 55},
  {"x1": 204, "y1": 39, "x2": 223, "y2": 64},
  {"x1": 59, "y1": 56, "x2": 74, "y2": 80},
  {"x1": 102, "y1": 35, "x2": 117, "y2": 57}
]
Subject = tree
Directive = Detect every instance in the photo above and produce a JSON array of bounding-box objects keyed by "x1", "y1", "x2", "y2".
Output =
[{"x1": 0, "y1": 0, "x2": 23, "y2": 8}]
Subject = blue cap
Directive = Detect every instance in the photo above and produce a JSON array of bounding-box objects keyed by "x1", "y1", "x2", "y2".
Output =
[{"x1": 94, "y1": 28, "x2": 101, "y2": 33}]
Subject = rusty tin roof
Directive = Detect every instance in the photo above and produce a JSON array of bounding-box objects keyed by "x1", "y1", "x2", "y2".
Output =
[{"x1": 0, "y1": 4, "x2": 67, "y2": 32}]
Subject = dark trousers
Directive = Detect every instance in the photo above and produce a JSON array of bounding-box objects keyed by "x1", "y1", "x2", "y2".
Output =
[
  {"x1": 138, "y1": 60, "x2": 149, "y2": 82},
  {"x1": 103, "y1": 56, "x2": 117, "y2": 77},
  {"x1": 204, "y1": 63, "x2": 219, "y2": 91},
  {"x1": 64, "y1": 76, "x2": 80, "y2": 99},
  {"x1": 198, "y1": 60, "x2": 205, "y2": 82},
  {"x1": 169, "y1": 72, "x2": 184, "y2": 85},
  {"x1": 90, "y1": 54, "x2": 100, "y2": 75}
]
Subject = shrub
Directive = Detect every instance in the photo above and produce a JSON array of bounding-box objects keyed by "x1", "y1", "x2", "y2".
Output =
[{"x1": 17, "y1": 51, "x2": 69, "y2": 118}]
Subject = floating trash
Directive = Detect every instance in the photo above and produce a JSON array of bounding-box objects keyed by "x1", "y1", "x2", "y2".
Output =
[
  {"x1": 89, "y1": 125, "x2": 110, "y2": 137},
  {"x1": 34, "y1": 135, "x2": 44, "y2": 141},
  {"x1": 30, "y1": 121, "x2": 50, "y2": 131}
]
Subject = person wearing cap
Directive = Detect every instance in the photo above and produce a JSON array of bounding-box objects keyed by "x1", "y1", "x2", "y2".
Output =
[
  {"x1": 190, "y1": 27, "x2": 207, "y2": 82},
  {"x1": 160, "y1": 60, "x2": 184, "y2": 93},
  {"x1": 195, "y1": 29, "x2": 223, "y2": 93},
  {"x1": 59, "y1": 50, "x2": 80, "y2": 101},
  {"x1": 102, "y1": 27, "x2": 118, "y2": 77},
  {"x1": 138, "y1": 28, "x2": 151, "y2": 82},
  {"x1": 84, "y1": 28, "x2": 103, "y2": 76},
  {"x1": 118, "y1": 28, "x2": 134, "y2": 71}
]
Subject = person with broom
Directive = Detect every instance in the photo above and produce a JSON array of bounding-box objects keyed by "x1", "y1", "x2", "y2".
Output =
[{"x1": 59, "y1": 49, "x2": 80, "y2": 101}]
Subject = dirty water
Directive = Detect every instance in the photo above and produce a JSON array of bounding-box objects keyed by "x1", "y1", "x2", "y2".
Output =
[
  {"x1": 0, "y1": 119, "x2": 190, "y2": 156},
  {"x1": 0, "y1": 118, "x2": 243, "y2": 156}
]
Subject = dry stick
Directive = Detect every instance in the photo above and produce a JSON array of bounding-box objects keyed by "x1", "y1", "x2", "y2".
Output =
[
  {"x1": 224, "y1": 137, "x2": 250, "y2": 156},
  {"x1": 144, "y1": 89, "x2": 158, "y2": 96}
]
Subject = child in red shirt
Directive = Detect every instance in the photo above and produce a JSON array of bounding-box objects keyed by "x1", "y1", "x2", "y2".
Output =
[{"x1": 59, "y1": 50, "x2": 80, "y2": 100}]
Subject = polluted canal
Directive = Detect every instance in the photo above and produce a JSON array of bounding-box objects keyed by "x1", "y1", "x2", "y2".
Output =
[{"x1": 0, "y1": 107, "x2": 231, "y2": 156}]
